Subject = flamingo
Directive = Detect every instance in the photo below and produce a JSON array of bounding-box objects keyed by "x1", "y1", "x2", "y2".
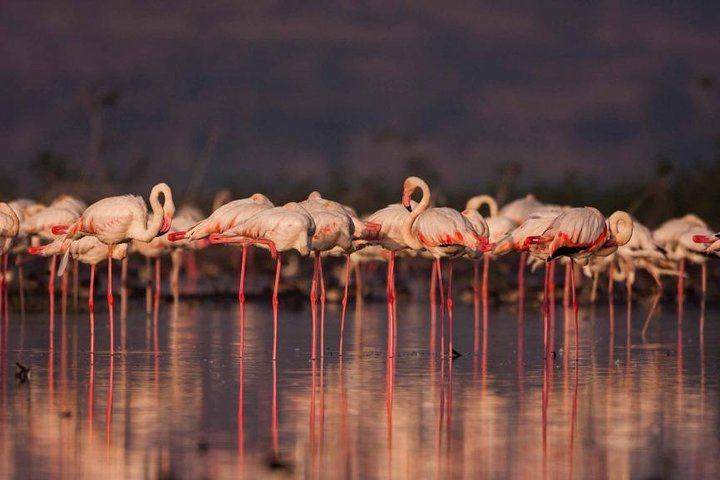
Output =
[
  {"x1": 53, "y1": 183, "x2": 175, "y2": 355},
  {"x1": 8, "y1": 198, "x2": 46, "y2": 309},
  {"x1": 300, "y1": 192, "x2": 379, "y2": 357},
  {"x1": 22, "y1": 195, "x2": 86, "y2": 312},
  {"x1": 0, "y1": 203, "x2": 20, "y2": 317},
  {"x1": 528, "y1": 207, "x2": 633, "y2": 360},
  {"x1": 364, "y1": 199, "x2": 420, "y2": 356},
  {"x1": 133, "y1": 204, "x2": 205, "y2": 306},
  {"x1": 209, "y1": 202, "x2": 315, "y2": 360},
  {"x1": 400, "y1": 176, "x2": 491, "y2": 360},
  {"x1": 497, "y1": 193, "x2": 545, "y2": 226},
  {"x1": 495, "y1": 208, "x2": 564, "y2": 357},
  {"x1": 463, "y1": 195, "x2": 515, "y2": 307},
  {"x1": 169, "y1": 193, "x2": 274, "y2": 304},
  {"x1": 653, "y1": 214, "x2": 708, "y2": 302},
  {"x1": 28, "y1": 237, "x2": 127, "y2": 354}
]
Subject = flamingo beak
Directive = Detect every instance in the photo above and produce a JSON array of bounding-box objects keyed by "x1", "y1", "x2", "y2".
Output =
[
  {"x1": 402, "y1": 193, "x2": 412, "y2": 212},
  {"x1": 160, "y1": 215, "x2": 172, "y2": 235},
  {"x1": 693, "y1": 234, "x2": 712, "y2": 244}
]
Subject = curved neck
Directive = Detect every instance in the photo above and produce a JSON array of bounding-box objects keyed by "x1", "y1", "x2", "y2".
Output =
[
  {"x1": 0, "y1": 202, "x2": 19, "y2": 236},
  {"x1": 138, "y1": 183, "x2": 174, "y2": 242},
  {"x1": 608, "y1": 211, "x2": 633, "y2": 247},
  {"x1": 400, "y1": 177, "x2": 430, "y2": 250},
  {"x1": 465, "y1": 195, "x2": 497, "y2": 217}
]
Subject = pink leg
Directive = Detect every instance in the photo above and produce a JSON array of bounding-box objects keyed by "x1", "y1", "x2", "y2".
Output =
[
  {"x1": 238, "y1": 246, "x2": 248, "y2": 358},
  {"x1": 518, "y1": 252, "x2": 526, "y2": 309},
  {"x1": 570, "y1": 259, "x2": 579, "y2": 362},
  {"x1": 543, "y1": 262, "x2": 549, "y2": 359},
  {"x1": 473, "y1": 260, "x2": 479, "y2": 357},
  {"x1": 89, "y1": 264, "x2": 95, "y2": 355},
  {"x1": 154, "y1": 257, "x2": 161, "y2": 306},
  {"x1": 318, "y1": 255, "x2": 326, "y2": 358},
  {"x1": 49, "y1": 255, "x2": 56, "y2": 327},
  {"x1": 272, "y1": 253, "x2": 281, "y2": 361},
  {"x1": 73, "y1": 259, "x2": 79, "y2": 312},
  {"x1": 386, "y1": 252, "x2": 396, "y2": 358},
  {"x1": 447, "y1": 260, "x2": 454, "y2": 360},
  {"x1": 61, "y1": 267, "x2": 68, "y2": 318},
  {"x1": 238, "y1": 246, "x2": 248, "y2": 304},
  {"x1": 435, "y1": 257, "x2": 446, "y2": 358},
  {"x1": 481, "y1": 255, "x2": 489, "y2": 305},
  {"x1": 677, "y1": 258, "x2": 685, "y2": 319},
  {"x1": 339, "y1": 255, "x2": 350, "y2": 357},
  {"x1": 17, "y1": 254, "x2": 26, "y2": 316},
  {"x1": 310, "y1": 253, "x2": 319, "y2": 360},
  {"x1": 563, "y1": 263, "x2": 571, "y2": 309},
  {"x1": 701, "y1": 262, "x2": 707, "y2": 300},
  {"x1": 107, "y1": 247, "x2": 114, "y2": 356},
  {"x1": 430, "y1": 259, "x2": 437, "y2": 305}
]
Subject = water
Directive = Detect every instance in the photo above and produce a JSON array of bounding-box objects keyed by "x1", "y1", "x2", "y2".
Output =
[{"x1": 0, "y1": 295, "x2": 718, "y2": 479}]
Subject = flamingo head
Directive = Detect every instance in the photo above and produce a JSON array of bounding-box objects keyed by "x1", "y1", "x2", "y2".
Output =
[
  {"x1": 401, "y1": 193, "x2": 412, "y2": 212},
  {"x1": 167, "y1": 231, "x2": 187, "y2": 242},
  {"x1": 159, "y1": 215, "x2": 172, "y2": 235},
  {"x1": 27, "y1": 245, "x2": 45, "y2": 255},
  {"x1": 693, "y1": 234, "x2": 713, "y2": 244}
]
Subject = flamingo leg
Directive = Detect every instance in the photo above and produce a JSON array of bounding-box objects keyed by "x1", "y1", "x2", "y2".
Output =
[
  {"x1": 145, "y1": 256, "x2": 152, "y2": 315},
  {"x1": 73, "y1": 259, "x2": 79, "y2": 312},
  {"x1": 16, "y1": 254, "x2": 26, "y2": 316},
  {"x1": 272, "y1": 253, "x2": 282, "y2": 361},
  {"x1": 318, "y1": 255, "x2": 326, "y2": 358},
  {"x1": 677, "y1": 258, "x2": 685, "y2": 315},
  {"x1": 310, "y1": 252, "x2": 319, "y2": 360},
  {"x1": 482, "y1": 255, "x2": 489, "y2": 305},
  {"x1": 386, "y1": 251, "x2": 396, "y2": 358},
  {"x1": 90, "y1": 264, "x2": 95, "y2": 354},
  {"x1": 430, "y1": 259, "x2": 437, "y2": 305},
  {"x1": 49, "y1": 255, "x2": 56, "y2": 324},
  {"x1": 473, "y1": 260, "x2": 479, "y2": 357},
  {"x1": 701, "y1": 262, "x2": 707, "y2": 300},
  {"x1": 590, "y1": 272, "x2": 599, "y2": 304},
  {"x1": 435, "y1": 257, "x2": 446, "y2": 358},
  {"x1": 570, "y1": 259, "x2": 579, "y2": 361},
  {"x1": 154, "y1": 256, "x2": 161, "y2": 307},
  {"x1": 170, "y1": 250, "x2": 181, "y2": 304},
  {"x1": 563, "y1": 263, "x2": 571, "y2": 309},
  {"x1": 107, "y1": 246, "x2": 114, "y2": 356},
  {"x1": 238, "y1": 246, "x2": 248, "y2": 358},
  {"x1": 61, "y1": 266, "x2": 68, "y2": 318},
  {"x1": 353, "y1": 260, "x2": 363, "y2": 304},
  {"x1": 518, "y1": 252, "x2": 526, "y2": 308},
  {"x1": 543, "y1": 262, "x2": 549, "y2": 360},
  {"x1": 447, "y1": 260, "x2": 454, "y2": 360},
  {"x1": 339, "y1": 254, "x2": 350, "y2": 357},
  {"x1": 238, "y1": 246, "x2": 247, "y2": 304}
]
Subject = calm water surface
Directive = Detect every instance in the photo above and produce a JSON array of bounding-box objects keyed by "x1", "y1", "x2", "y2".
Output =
[{"x1": 0, "y1": 295, "x2": 718, "y2": 479}]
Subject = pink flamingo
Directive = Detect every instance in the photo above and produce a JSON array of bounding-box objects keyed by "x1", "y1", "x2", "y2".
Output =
[
  {"x1": 400, "y1": 176, "x2": 491, "y2": 360},
  {"x1": 28, "y1": 237, "x2": 127, "y2": 354},
  {"x1": 22, "y1": 195, "x2": 86, "y2": 313},
  {"x1": 463, "y1": 195, "x2": 514, "y2": 307},
  {"x1": 494, "y1": 209, "x2": 563, "y2": 358},
  {"x1": 300, "y1": 192, "x2": 379, "y2": 358},
  {"x1": 53, "y1": 183, "x2": 175, "y2": 355},
  {"x1": 364, "y1": 198, "x2": 420, "y2": 356},
  {"x1": 133, "y1": 204, "x2": 206, "y2": 306},
  {"x1": 0, "y1": 203, "x2": 20, "y2": 319},
  {"x1": 528, "y1": 207, "x2": 633, "y2": 360},
  {"x1": 653, "y1": 214, "x2": 708, "y2": 303},
  {"x1": 209, "y1": 202, "x2": 315, "y2": 360},
  {"x1": 169, "y1": 193, "x2": 273, "y2": 304}
]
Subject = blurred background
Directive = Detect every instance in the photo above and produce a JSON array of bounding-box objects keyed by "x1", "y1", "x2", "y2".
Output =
[{"x1": 1, "y1": 1, "x2": 719, "y2": 225}]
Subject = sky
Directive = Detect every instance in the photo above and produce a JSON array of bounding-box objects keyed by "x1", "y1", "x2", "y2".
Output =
[{"x1": 1, "y1": 1, "x2": 719, "y2": 196}]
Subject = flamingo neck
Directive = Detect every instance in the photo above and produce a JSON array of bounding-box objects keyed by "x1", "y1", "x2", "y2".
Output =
[
  {"x1": 134, "y1": 183, "x2": 175, "y2": 242},
  {"x1": 465, "y1": 195, "x2": 498, "y2": 218},
  {"x1": 608, "y1": 211, "x2": 633, "y2": 247},
  {"x1": 401, "y1": 177, "x2": 430, "y2": 250}
]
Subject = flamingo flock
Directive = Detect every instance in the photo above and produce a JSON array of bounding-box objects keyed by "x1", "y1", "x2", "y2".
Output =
[{"x1": 3, "y1": 175, "x2": 719, "y2": 362}]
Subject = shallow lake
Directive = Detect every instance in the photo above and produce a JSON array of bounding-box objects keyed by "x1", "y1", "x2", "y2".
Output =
[{"x1": 0, "y1": 294, "x2": 718, "y2": 479}]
